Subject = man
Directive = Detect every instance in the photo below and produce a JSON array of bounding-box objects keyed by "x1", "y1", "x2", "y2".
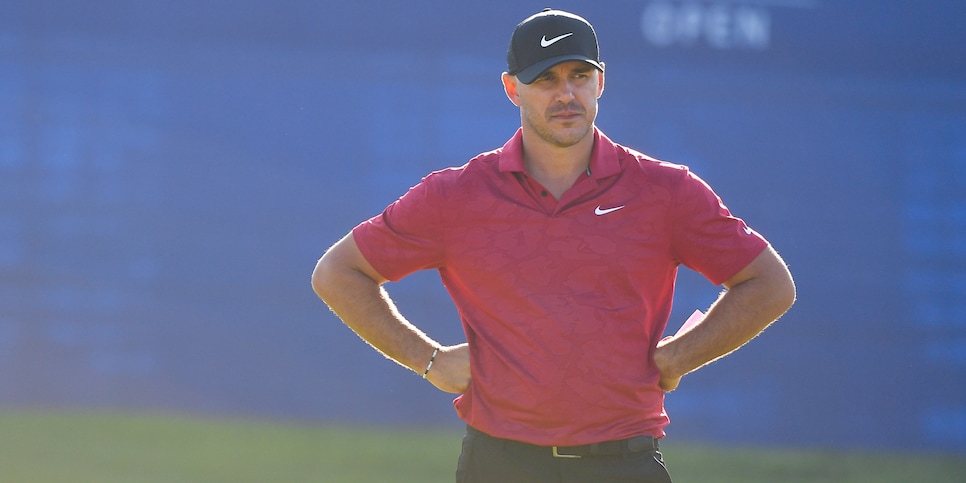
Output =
[{"x1": 312, "y1": 8, "x2": 795, "y2": 483}]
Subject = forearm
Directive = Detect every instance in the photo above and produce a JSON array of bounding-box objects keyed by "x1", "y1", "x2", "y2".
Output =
[
  {"x1": 655, "y1": 247, "x2": 795, "y2": 390},
  {"x1": 658, "y1": 278, "x2": 788, "y2": 377},
  {"x1": 314, "y1": 263, "x2": 436, "y2": 373},
  {"x1": 311, "y1": 234, "x2": 437, "y2": 374},
  {"x1": 311, "y1": 234, "x2": 471, "y2": 394}
]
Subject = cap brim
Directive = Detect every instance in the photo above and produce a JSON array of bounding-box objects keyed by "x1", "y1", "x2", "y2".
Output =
[{"x1": 515, "y1": 55, "x2": 603, "y2": 84}]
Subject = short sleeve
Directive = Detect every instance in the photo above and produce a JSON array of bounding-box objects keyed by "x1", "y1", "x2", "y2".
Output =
[
  {"x1": 669, "y1": 169, "x2": 768, "y2": 286},
  {"x1": 352, "y1": 174, "x2": 447, "y2": 282}
]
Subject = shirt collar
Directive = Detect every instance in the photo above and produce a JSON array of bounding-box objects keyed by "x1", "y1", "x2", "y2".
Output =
[{"x1": 498, "y1": 127, "x2": 621, "y2": 179}]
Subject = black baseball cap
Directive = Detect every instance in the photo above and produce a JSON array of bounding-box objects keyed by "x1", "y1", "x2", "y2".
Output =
[{"x1": 506, "y1": 8, "x2": 603, "y2": 84}]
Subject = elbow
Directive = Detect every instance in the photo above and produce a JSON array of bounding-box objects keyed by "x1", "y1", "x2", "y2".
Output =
[
  {"x1": 311, "y1": 233, "x2": 384, "y2": 306},
  {"x1": 782, "y1": 284, "x2": 797, "y2": 314},
  {"x1": 775, "y1": 269, "x2": 797, "y2": 315},
  {"x1": 763, "y1": 247, "x2": 796, "y2": 315},
  {"x1": 311, "y1": 255, "x2": 335, "y2": 303}
]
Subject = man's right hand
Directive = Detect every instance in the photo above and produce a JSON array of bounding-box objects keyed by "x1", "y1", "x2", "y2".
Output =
[{"x1": 426, "y1": 343, "x2": 471, "y2": 394}]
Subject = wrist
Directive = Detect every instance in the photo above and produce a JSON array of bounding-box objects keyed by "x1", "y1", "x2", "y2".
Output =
[
  {"x1": 421, "y1": 346, "x2": 440, "y2": 379},
  {"x1": 653, "y1": 342, "x2": 684, "y2": 379}
]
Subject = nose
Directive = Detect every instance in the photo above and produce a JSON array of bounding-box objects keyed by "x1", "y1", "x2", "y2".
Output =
[{"x1": 556, "y1": 79, "x2": 576, "y2": 102}]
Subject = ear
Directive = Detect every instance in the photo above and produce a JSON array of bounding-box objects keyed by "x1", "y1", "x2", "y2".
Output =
[
  {"x1": 596, "y1": 62, "x2": 606, "y2": 99},
  {"x1": 502, "y1": 72, "x2": 521, "y2": 107}
]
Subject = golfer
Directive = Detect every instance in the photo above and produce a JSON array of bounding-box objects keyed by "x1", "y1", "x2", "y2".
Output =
[{"x1": 313, "y1": 8, "x2": 795, "y2": 482}]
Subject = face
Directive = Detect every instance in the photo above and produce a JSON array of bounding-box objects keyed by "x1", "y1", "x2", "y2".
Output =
[{"x1": 504, "y1": 61, "x2": 605, "y2": 149}]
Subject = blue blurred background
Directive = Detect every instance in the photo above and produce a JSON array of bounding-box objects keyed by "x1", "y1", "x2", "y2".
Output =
[{"x1": 1, "y1": 0, "x2": 963, "y2": 452}]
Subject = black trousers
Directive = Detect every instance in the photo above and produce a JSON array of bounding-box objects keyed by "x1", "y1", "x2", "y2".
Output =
[{"x1": 455, "y1": 426, "x2": 673, "y2": 483}]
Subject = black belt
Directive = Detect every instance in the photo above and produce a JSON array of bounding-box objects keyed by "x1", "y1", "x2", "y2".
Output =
[{"x1": 468, "y1": 426, "x2": 660, "y2": 459}]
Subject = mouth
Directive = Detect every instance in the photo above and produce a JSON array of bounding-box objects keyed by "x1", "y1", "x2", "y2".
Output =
[
  {"x1": 548, "y1": 104, "x2": 585, "y2": 122},
  {"x1": 550, "y1": 110, "x2": 584, "y2": 122}
]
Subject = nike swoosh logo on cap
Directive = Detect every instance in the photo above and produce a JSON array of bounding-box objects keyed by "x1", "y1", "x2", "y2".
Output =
[{"x1": 541, "y1": 32, "x2": 574, "y2": 47}]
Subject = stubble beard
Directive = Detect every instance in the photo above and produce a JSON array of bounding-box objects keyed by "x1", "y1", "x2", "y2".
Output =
[{"x1": 523, "y1": 102, "x2": 595, "y2": 149}]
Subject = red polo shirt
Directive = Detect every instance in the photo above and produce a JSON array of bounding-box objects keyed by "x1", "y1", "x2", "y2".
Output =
[{"x1": 353, "y1": 128, "x2": 767, "y2": 446}]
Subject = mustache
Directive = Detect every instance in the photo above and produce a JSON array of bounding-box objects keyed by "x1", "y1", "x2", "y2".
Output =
[{"x1": 547, "y1": 102, "x2": 585, "y2": 115}]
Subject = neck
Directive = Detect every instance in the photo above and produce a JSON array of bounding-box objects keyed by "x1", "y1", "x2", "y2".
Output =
[{"x1": 521, "y1": 128, "x2": 595, "y2": 199}]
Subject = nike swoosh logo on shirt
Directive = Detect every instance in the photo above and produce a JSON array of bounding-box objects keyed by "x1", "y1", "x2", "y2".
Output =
[
  {"x1": 541, "y1": 32, "x2": 574, "y2": 47},
  {"x1": 595, "y1": 205, "x2": 625, "y2": 216}
]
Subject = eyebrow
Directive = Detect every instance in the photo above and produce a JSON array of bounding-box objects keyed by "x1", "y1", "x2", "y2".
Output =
[{"x1": 539, "y1": 64, "x2": 595, "y2": 78}]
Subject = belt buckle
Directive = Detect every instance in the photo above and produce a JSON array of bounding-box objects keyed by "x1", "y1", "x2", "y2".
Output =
[{"x1": 551, "y1": 446, "x2": 582, "y2": 459}]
